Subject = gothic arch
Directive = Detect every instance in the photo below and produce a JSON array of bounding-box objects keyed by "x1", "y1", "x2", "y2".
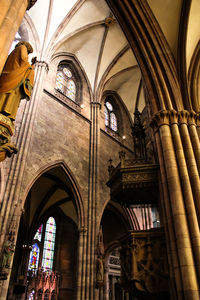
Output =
[
  {"x1": 105, "y1": 0, "x2": 183, "y2": 114},
  {"x1": 23, "y1": 160, "x2": 85, "y2": 229}
]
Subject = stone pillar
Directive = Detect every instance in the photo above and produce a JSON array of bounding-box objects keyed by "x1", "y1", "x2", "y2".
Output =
[
  {"x1": 178, "y1": 110, "x2": 200, "y2": 228},
  {"x1": 84, "y1": 102, "x2": 101, "y2": 300},
  {"x1": 0, "y1": 0, "x2": 36, "y2": 74},
  {"x1": 0, "y1": 61, "x2": 48, "y2": 299},
  {"x1": 152, "y1": 110, "x2": 200, "y2": 299},
  {"x1": 76, "y1": 227, "x2": 87, "y2": 300}
]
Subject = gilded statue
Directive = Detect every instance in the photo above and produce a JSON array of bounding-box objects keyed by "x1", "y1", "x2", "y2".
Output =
[{"x1": 0, "y1": 41, "x2": 36, "y2": 162}]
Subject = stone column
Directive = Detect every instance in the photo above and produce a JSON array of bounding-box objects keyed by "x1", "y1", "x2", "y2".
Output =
[
  {"x1": 0, "y1": 61, "x2": 48, "y2": 299},
  {"x1": 76, "y1": 227, "x2": 87, "y2": 300},
  {"x1": 154, "y1": 129, "x2": 180, "y2": 299},
  {"x1": 169, "y1": 110, "x2": 200, "y2": 282},
  {"x1": 153, "y1": 110, "x2": 200, "y2": 300},
  {"x1": 178, "y1": 110, "x2": 200, "y2": 228},
  {"x1": 84, "y1": 102, "x2": 101, "y2": 300},
  {"x1": 0, "y1": 0, "x2": 36, "y2": 74}
]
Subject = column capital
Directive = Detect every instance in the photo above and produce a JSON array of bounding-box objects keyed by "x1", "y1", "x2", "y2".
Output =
[
  {"x1": 169, "y1": 109, "x2": 178, "y2": 125},
  {"x1": 151, "y1": 110, "x2": 170, "y2": 131},
  {"x1": 35, "y1": 60, "x2": 49, "y2": 72},
  {"x1": 78, "y1": 227, "x2": 87, "y2": 234},
  {"x1": 195, "y1": 112, "x2": 200, "y2": 127},
  {"x1": 90, "y1": 102, "x2": 101, "y2": 108},
  {"x1": 188, "y1": 110, "x2": 197, "y2": 126},
  {"x1": 178, "y1": 110, "x2": 189, "y2": 125}
]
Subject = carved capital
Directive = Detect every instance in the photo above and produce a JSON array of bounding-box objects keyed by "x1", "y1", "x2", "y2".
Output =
[
  {"x1": 78, "y1": 227, "x2": 87, "y2": 234},
  {"x1": 0, "y1": 114, "x2": 17, "y2": 162},
  {"x1": 169, "y1": 109, "x2": 178, "y2": 124},
  {"x1": 188, "y1": 110, "x2": 197, "y2": 126},
  {"x1": 151, "y1": 110, "x2": 170, "y2": 130},
  {"x1": 196, "y1": 113, "x2": 200, "y2": 127},
  {"x1": 35, "y1": 60, "x2": 49, "y2": 72},
  {"x1": 178, "y1": 110, "x2": 189, "y2": 125}
]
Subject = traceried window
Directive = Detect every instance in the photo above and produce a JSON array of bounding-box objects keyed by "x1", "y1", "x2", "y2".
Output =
[
  {"x1": 42, "y1": 217, "x2": 56, "y2": 271},
  {"x1": 104, "y1": 100, "x2": 118, "y2": 132},
  {"x1": 56, "y1": 65, "x2": 76, "y2": 101},
  {"x1": 28, "y1": 217, "x2": 56, "y2": 273}
]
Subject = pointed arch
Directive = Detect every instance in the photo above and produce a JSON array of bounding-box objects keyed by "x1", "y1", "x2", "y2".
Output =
[
  {"x1": 23, "y1": 160, "x2": 85, "y2": 229},
  {"x1": 105, "y1": 0, "x2": 183, "y2": 113}
]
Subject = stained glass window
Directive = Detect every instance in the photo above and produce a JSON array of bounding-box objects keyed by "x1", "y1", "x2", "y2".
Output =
[
  {"x1": 34, "y1": 224, "x2": 43, "y2": 242},
  {"x1": 110, "y1": 112, "x2": 117, "y2": 132},
  {"x1": 104, "y1": 100, "x2": 118, "y2": 132},
  {"x1": 104, "y1": 107, "x2": 109, "y2": 126},
  {"x1": 28, "y1": 243, "x2": 40, "y2": 271},
  {"x1": 28, "y1": 290, "x2": 35, "y2": 300},
  {"x1": 42, "y1": 217, "x2": 56, "y2": 271},
  {"x1": 56, "y1": 65, "x2": 76, "y2": 101}
]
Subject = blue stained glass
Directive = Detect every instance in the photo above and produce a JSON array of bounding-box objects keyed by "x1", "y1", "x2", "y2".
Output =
[
  {"x1": 34, "y1": 224, "x2": 43, "y2": 241},
  {"x1": 28, "y1": 243, "x2": 40, "y2": 271},
  {"x1": 42, "y1": 217, "x2": 56, "y2": 271}
]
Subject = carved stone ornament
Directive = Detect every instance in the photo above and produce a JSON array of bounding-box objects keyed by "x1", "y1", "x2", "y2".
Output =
[
  {"x1": 107, "y1": 161, "x2": 159, "y2": 205},
  {"x1": 120, "y1": 229, "x2": 169, "y2": 299},
  {"x1": 0, "y1": 232, "x2": 15, "y2": 280},
  {"x1": 0, "y1": 113, "x2": 18, "y2": 162}
]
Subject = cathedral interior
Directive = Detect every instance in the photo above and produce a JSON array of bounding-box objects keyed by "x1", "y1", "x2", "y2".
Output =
[{"x1": 0, "y1": 0, "x2": 200, "y2": 299}]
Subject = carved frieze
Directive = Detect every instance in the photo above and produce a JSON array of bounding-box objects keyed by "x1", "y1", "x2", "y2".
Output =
[{"x1": 107, "y1": 161, "x2": 159, "y2": 205}]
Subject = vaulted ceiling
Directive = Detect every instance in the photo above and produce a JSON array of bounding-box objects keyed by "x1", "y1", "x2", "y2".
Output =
[{"x1": 25, "y1": 0, "x2": 199, "y2": 118}]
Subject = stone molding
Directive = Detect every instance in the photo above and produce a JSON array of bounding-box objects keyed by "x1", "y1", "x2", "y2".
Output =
[
  {"x1": 35, "y1": 60, "x2": 49, "y2": 72},
  {"x1": 151, "y1": 109, "x2": 200, "y2": 130}
]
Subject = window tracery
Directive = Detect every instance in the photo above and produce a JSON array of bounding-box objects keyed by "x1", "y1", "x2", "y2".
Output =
[
  {"x1": 56, "y1": 65, "x2": 76, "y2": 101},
  {"x1": 104, "y1": 98, "x2": 118, "y2": 132}
]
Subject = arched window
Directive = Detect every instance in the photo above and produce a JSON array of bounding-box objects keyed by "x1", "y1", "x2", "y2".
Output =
[
  {"x1": 104, "y1": 99, "x2": 118, "y2": 132},
  {"x1": 56, "y1": 65, "x2": 76, "y2": 101},
  {"x1": 28, "y1": 289, "x2": 35, "y2": 300},
  {"x1": 42, "y1": 217, "x2": 56, "y2": 271},
  {"x1": 28, "y1": 243, "x2": 40, "y2": 271}
]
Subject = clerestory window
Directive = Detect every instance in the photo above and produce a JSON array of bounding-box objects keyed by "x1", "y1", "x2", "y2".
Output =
[
  {"x1": 104, "y1": 99, "x2": 118, "y2": 132},
  {"x1": 56, "y1": 65, "x2": 76, "y2": 101}
]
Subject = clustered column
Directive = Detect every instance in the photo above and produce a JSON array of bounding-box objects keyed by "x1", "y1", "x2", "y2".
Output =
[{"x1": 152, "y1": 109, "x2": 200, "y2": 300}]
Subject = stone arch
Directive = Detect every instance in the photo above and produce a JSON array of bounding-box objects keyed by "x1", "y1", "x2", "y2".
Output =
[
  {"x1": 23, "y1": 160, "x2": 85, "y2": 229},
  {"x1": 105, "y1": 0, "x2": 183, "y2": 114}
]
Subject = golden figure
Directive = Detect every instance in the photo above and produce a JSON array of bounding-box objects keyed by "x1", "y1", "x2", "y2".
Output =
[
  {"x1": 0, "y1": 41, "x2": 36, "y2": 161},
  {"x1": 0, "y1": 41, "x2": 35, "y2": 120}
]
